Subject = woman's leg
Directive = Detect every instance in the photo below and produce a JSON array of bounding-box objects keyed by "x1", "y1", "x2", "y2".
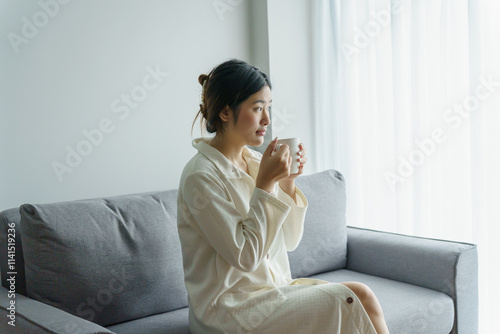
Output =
[{"x1": 341, "y1": 282, "x2": 390, "y2": 334}]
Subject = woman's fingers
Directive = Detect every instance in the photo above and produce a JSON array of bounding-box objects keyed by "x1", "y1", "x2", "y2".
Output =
[
  {"x1": 297, "y1": 143, "x2": 307, "y2": 156},
  {"x1": 265, "y1": 137, "x2": 279, "y2": 156},
  {"x1": 296, "y1": 143, "x2": 307, "y2": 164}
]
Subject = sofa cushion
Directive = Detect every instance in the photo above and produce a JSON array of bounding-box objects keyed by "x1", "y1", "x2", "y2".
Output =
[
  {"x1": 289, "y1": 169, "x2": 347, "y2": 277},
  {"x1": 310, "y1": 269, "x2": 455, "y2": 334},
  {"x1": 106, "y1": 307, "x2": 190, "y2": 334},
  {"x1": 19, "y1": 190, "x2": 187, "y2": 327}
]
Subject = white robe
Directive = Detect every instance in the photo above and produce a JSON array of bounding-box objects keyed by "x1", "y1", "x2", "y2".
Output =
[{"x1": 177, "y1": 138, "x2": 376, "y2": 334}]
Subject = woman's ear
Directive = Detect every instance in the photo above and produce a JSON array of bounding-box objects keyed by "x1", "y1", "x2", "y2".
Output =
[{"x1": 219, "y1": 106, "x2": 232, "y2": 122}]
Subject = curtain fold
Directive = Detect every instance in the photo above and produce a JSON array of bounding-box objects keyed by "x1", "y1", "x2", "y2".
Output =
[{"x1": 313, "y1": 0, "x2": 500, "y2": 331}]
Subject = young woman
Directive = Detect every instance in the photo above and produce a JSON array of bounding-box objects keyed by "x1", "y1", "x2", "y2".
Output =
[{"x1": 177, "y1": 59, "x2": 389, "y2": 334}]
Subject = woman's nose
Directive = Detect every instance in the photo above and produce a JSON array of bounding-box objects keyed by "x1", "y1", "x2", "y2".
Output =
[{"x1": 261, "y1": 109, "x2": 271, "y2": 125}]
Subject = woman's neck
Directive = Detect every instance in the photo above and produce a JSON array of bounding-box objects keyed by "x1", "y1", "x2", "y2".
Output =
[{"x1": 209, "y1": 134, "x2": 246, "y2": 166}]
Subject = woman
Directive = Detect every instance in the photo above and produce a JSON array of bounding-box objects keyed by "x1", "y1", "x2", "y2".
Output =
[{"x1": 177, "y1": 59, "x2": 389, "y2": 333}]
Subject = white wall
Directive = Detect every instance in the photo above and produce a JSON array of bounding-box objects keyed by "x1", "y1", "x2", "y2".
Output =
[
  {"x1": 266, "y1": 0, "x2": 316, "y2": 174},
  {"x1": 0, "y1": 0, "x2": 316, "y2": 210},
  {"x1": 0, "y1": 0, "x2": 257, "y2": 209}
]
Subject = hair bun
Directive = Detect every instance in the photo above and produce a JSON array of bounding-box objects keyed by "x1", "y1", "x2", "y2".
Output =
[{"x1": 198, "y1": 74, "x2": 209, "y2": 86}]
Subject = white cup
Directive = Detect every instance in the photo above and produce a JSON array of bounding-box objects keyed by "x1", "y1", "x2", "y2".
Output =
[{"x1": 271, "y1": 137, "x2": 301, "y2": 174}]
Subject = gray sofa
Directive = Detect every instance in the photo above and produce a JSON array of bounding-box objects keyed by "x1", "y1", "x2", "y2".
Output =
[{"x1": 0, "y1": 169, "x2": 478, "y2": 333}]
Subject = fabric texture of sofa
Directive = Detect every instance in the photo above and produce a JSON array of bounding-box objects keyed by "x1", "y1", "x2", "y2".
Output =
[{"x1": 0, "y1": 169, "x2": 478, "y2": 333}]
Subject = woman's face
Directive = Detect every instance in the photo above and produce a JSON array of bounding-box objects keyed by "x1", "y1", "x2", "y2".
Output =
[{"x1": 226, "y1": 86, "x2": 272, "y2": 147}]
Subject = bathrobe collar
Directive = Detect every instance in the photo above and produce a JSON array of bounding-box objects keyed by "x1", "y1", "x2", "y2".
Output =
[{"x1": 192, "y1": 138, "x2": 261, "y2": 180}]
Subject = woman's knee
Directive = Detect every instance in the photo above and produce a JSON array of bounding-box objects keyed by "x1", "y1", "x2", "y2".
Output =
[
  {"x1": 341, "y1": 282, "x2": 379, "y2": 311},
  {"x1": 341, "y1": 282, "x2": 389, "y2": 333}
]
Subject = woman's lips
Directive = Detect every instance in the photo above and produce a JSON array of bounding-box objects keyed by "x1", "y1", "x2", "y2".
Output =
[{"x1": 256, "y1": 131, "x2": 266, "y2": 136}]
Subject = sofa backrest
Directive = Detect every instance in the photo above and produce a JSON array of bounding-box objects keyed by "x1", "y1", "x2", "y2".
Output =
[
  {"x1": 3, "y1": 190, "x2": 187, "y2": 327},
  {"x1": 0, "y1": 169, "x2": 348, "y2": 325},
  {"x1": 290, "y1": 169, "x2": 348, "y2": 277}
]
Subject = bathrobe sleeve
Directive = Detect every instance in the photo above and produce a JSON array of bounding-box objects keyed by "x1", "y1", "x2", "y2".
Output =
[
  {"x1": 183, "y1": 171, "x2": 292, "y2": 272},
  {"x1": 276, "y1": 185, "x2": 308, "y2": 251}
]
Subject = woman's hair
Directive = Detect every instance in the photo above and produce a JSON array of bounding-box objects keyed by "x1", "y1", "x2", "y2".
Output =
[{"x1": 192, "y1": 59, "x2": 272, "y2": 134}]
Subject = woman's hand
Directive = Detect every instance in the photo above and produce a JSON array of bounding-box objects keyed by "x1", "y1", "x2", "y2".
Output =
[
  {"x1": 256, "y1": 137, "x2": 292, "y2": 193},
  {"x1": 283, "y1": 142, "x2": 307, "y2": 181},
  {"x1": 277, "y1": 143, "x2": 307, "y2": 203}
]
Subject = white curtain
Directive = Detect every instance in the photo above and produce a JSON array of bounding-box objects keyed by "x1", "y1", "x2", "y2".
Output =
[{"x1": 312, "y1": 0, "x2": 500, "y2": 332}]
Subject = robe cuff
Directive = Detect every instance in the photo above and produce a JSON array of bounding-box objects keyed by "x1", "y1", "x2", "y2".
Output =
[
  {"x1": 277, "y1": 185, "x2": 308, "y2": 209},
  {"x1": 253, "y1": 187, "x2": 291, "y2": 213}
]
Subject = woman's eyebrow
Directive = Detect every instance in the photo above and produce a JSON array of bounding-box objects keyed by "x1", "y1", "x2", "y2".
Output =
[{"x1": 253, "y1": 99, "x2": 272, "y2": 104}]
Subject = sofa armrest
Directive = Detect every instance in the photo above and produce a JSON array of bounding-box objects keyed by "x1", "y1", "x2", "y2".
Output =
[
  {"x1": 346, "y1": 226, "x2": 478, "y2": 334},
  {"x1": 0, "y1": 286, "x2": 114, "y2": 334}
]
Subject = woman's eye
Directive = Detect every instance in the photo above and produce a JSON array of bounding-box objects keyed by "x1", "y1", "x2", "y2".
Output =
[{"x1": 255, "y1": 107, "x2": 263, "y2": 112}]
